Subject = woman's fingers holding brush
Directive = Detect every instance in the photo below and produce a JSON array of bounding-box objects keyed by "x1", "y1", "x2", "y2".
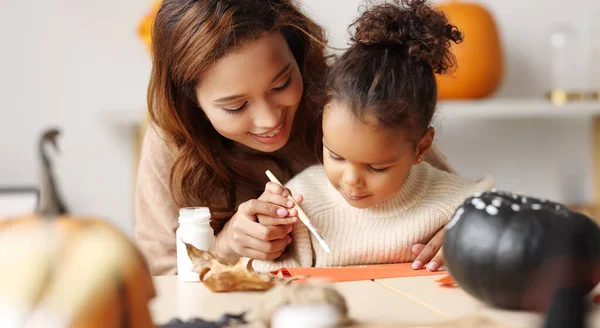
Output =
[
  {"x1": 229, "y1": 225, "x2": 290, "y2": 261},
  {"x1": 218, "y1": 198, "x2": 293, "y2": 262}
]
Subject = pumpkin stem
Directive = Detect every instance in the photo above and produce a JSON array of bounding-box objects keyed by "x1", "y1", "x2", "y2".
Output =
[{"x1": 36, "y1": 127, "x2": 69, "y2": 217}]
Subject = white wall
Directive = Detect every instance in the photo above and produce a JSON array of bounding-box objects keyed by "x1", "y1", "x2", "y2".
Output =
[
  {"x1": 301, "y1": 0, "x2": 600, "y2": 204},
  {"x1": 1, "y1": 0, "x2": 598, "y2": 236},
  {"x1": 0, "y1": 0, "x2": 151, "y2": 235}
]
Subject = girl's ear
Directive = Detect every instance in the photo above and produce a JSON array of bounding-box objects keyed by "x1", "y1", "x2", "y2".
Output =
[{"x1": 414, "y1": 127, "x2": 435, "y2": 164}]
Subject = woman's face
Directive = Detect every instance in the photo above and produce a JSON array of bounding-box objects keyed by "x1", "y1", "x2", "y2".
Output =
[{"x1": 195, "y1": 31, "x2": 304, "y2": 152}]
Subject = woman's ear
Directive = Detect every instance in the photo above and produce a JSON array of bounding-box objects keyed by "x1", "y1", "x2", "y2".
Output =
[{"x1": 414, "y1": 127, "x2": 435, "y2": 164}]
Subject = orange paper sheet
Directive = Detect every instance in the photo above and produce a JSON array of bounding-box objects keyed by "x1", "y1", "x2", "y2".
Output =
[{"x1": 270, "y1": 263, "x2": 446, "y2": 283}]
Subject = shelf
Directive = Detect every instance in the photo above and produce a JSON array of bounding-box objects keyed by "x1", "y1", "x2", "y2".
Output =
[
  {"x1": 437, "y1": 98, "x2": 600, "y2": 120},
  {"x1": 101, "y1": 99, "x2": 600, "y2": 127},
  {"x1": 102, "y1": 109, "x2": 145, "y2": 127}
]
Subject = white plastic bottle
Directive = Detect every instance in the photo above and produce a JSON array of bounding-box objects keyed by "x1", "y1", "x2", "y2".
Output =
[{"x1": 175, "y1": 207, "x2": 214, "y2": 282}]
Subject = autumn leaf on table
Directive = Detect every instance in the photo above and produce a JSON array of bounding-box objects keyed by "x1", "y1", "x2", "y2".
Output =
[
  {"x1": 183, "y1": 242, "x2": 227, "y2": 270},
  {"x1": 184, "y1": 242, "x2": 295, "y2": 292}
]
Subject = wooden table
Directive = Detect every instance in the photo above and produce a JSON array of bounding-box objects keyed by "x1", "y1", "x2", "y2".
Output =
[{"x1": 150, "y1": 275, "x2": 600, "y2": 327}]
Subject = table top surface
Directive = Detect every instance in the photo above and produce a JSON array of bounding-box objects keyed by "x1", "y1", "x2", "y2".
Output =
[{"x1": 150, "y1": 275, "x2": 600, "y2": 327}]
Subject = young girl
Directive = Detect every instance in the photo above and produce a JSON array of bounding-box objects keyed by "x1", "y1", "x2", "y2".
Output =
[{"x1": 253, "y1": 0, "x2": 494, "y2": 272}]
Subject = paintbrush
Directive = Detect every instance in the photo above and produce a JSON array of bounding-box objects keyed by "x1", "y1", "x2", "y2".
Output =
[{"x1": 265, "y1": 170, "x2": 331, "y2": 253}]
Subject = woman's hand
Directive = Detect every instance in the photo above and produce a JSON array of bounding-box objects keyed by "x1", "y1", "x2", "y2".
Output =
[
  {"x1": 214, "y1": 182, "x2": 300, "y2": 264},
  {"x1": 411, "y1": 227, "x2": 445, "y2": 271}
]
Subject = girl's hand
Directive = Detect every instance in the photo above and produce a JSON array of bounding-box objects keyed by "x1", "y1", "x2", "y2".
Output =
[
  {"x1": 215, "y1": 196, "x2": 297, "y2": 264},
  {"x1": 411, "y1": 227, "x2": 445, "y2": 271},
  {"x1": 256, "y1": 182, "x2": 303, "y2": 225},
  {"x1": 255, "y1": 182, "x2": 303, "y2": 260}
]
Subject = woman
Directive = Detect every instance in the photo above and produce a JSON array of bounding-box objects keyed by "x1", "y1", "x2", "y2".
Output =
[{"x1": 135, "y1": 0, "x2": 455, "y2": 275}]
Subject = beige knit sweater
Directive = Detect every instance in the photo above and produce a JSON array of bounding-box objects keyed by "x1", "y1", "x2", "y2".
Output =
[{"x1": 253, "y1": 163, "x2": 494, "y2": 272}]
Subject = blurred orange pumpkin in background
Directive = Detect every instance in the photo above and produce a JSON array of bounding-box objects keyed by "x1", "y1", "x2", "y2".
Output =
[
  {"x1": 138, "y1": 0, "x2": 162, "y2": 52},
  {"x1": 435, "y1": 0, "x2": 504, "y2": 99},
  {"x1": 0, "y1": 216, "x2": 156, "y2": 328}
]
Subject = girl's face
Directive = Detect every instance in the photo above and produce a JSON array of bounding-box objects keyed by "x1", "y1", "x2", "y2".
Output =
[
  {"x1": 195, "y1": 31, "x2": 304, "y2": 152},
  {"x1": 322, "y1": 102, "x2": 434, "y2": 209}
]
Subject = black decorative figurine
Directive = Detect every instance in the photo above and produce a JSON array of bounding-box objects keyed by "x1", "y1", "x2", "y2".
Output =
[
  {"x1": 36, "y1": 128, "x2": 69, "y2": 216},
  {"x1": 444, "y1": 190, "x2": 600, "y2": 327}
]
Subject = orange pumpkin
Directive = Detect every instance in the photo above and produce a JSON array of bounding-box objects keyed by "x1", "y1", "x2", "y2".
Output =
[
  {"x1": 138, "y1": 0, "x2": 162, "y2": 51},
  {"x1": 435, "y1": 0, "x2": 504, "y2": 99}
]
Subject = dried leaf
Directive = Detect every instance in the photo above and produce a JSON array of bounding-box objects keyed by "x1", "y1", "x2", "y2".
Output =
[
  {"x1": 246, "y1": 258, "x2": 255, "y2": 272},
  {"x1": 199, "y1": 267, "x2": 211, "y2": 281},
  {"x1": 183, "y1": 241, "x2": 229, "y2": 273},
  {"x1": 184, "y1": 242, "x2": 295, "y2": 292},
  {"x1": 183, "y1": 242, "x2": 213, "y2": 271}
]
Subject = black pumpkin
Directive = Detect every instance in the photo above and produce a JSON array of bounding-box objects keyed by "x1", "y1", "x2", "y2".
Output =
[{"x1": 444, "y1": 190, "x2": 600, "y2": 312}]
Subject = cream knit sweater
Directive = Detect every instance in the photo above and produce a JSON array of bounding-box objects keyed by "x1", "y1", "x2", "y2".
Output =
[{"x1": 253, "y1": 163, "x2": 494, "y2": 272}]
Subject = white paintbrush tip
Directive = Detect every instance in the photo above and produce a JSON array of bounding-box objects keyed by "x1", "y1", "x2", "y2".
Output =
[{"x1": 319, "y1": 239, "x2": 331, "y2": 253}]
